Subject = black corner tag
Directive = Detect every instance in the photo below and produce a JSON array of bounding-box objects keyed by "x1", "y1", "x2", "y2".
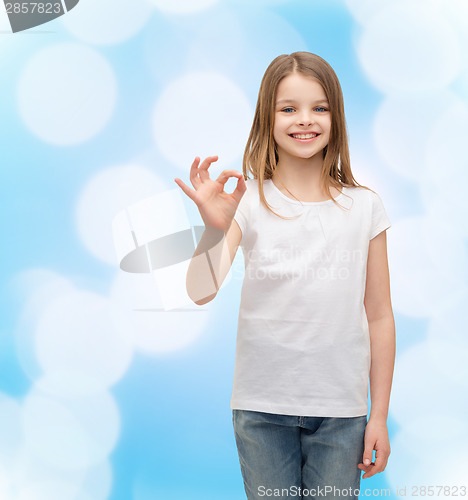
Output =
[{"x1": 4, "y1": 0, "x2": 80, "y2": 33}]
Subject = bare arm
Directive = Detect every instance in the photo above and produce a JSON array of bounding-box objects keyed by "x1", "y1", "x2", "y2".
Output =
[
  {"x1": 186, "y1": 220, "x2": 242, "y2": 305},
  {"x1": 174, "y1": 155, "x2": 246, "y2": 306},
  {"x1": 365, "y1": 229, "x2": 395, "y2": 422},
  {"x1": 358, "y1": 229, "x2": 395, "y2": 479}
]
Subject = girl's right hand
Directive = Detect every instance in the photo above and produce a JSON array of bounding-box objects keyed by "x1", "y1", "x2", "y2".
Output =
[{"x1": 174, "y1": 155, "x2": 247, "y2": 232}]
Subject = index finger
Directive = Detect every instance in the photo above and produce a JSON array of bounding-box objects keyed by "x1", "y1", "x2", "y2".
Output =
[
  {"x1": 189, "y1": 156, "x2": 202, "y2": 189},
  {"x1": 361, "y1": 463, "x2": 378, "y2": 479},
  {"x1": 198, "y1": 155, "x2": 219, "y2": 181},
  {"x1": 373, "y1": 450, "x2": 388, "y2": 473},
  {"x1": 215, "y1": 169, "x2": 243, "y2": 185}
]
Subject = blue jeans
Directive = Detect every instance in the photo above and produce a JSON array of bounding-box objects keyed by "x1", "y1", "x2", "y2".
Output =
[{"x1": 233, "y1": 409, "x2": 367, "y2": 500}]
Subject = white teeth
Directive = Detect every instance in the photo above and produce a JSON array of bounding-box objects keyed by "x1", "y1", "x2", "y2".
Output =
[{"x1": 291, "y1": 133, "x2": 318, "y2": 139}]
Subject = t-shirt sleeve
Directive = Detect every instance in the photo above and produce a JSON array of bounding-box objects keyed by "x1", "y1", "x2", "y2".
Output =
[
  {"x1": 233, "y1": 180, "x2": 251, "y2": 236},
  {"x1": 369, "y1": 190, "x2": 392, "y2": 240}
]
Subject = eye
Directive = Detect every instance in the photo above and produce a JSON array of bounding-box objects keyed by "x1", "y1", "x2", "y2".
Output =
[{"x1": 280, "y1": 106, "x2": 329, "y2": 113}]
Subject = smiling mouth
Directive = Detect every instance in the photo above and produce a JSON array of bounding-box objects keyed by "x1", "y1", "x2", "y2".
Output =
[{"x1": 289, "y1": 133, "x2": 320, "y2": 141}]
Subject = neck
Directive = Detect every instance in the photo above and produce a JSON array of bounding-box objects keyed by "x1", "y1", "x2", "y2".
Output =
[{"x1": 272, "y1": 150, "x2": 324, "y2": 193}]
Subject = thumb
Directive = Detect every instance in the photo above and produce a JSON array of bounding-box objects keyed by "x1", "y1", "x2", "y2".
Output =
[{"x1": 363, "y1": 444, "x2": 373, "y2": 466}]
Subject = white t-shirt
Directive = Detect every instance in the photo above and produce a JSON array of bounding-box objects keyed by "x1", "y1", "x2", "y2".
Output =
[{"x1": 230, "y1": 178, "x2": 392, "y2": 417}]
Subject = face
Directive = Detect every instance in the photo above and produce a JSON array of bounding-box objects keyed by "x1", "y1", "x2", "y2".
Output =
[{"x1": 273, "y1": 72, "x2": 331, "y2": 161}]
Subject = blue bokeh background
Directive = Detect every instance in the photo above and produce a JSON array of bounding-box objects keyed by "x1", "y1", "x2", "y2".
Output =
[{"x1": 1, "y1": 0, "x2": 467, "y2": 498}]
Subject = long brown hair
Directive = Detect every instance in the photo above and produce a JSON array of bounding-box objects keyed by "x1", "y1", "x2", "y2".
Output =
[{"x1": 242, "y1": 51, "x2": 373, "y2": 220}]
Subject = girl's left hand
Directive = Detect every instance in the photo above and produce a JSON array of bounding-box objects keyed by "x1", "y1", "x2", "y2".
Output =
[{"x1": 357, "y1": 418, "x2": 391, "y2": 479}]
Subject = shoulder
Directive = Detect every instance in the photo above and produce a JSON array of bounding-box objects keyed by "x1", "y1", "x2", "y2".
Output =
[
  {"x1": 234, "y1": 178, "x2": 258, "y2": 232},
  {"x1": 236, "y1": 178, "x2": 257, "y2": 211},
  {"x1": 241, "y1": 177, "x2": 260, "y2": 200},
  {"x1": 244, "y1": 177, "x2": 258, "y2": 190},
  {"x1": 345, "y1": 185, "x2": 374, "y2": 197},
  {"x1": 344, "y1": 185, "x2": 382, "y2": 206},
  {"x1": 341, "y1": 187, "x2": 390, "y2": 222},
  {"x1": 363, "y1": 187, "x2": 388, "y2": 211}
]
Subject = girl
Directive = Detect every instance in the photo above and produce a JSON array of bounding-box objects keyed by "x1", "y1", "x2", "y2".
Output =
[{"x1": 175, "y1": 52, "x2": 395, "y2": 500}]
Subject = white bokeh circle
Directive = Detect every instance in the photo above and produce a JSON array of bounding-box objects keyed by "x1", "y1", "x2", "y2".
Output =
[
  {"x1": 0, "y1": 393, "x2": 23, "y2": 467},
  {"x1": 0, "y1": 3, "x2": 10, "y2": 30},
  {"x1": 152, "y1": 72, "x2": 252, "y2": 169},
  {"x1": 390, "y1": 341, "x2": 468, "y2": 428},
  {"x1": 110, "y1": 270, "x2": 212, "y2": 353},
  {"x1": 13, "y1": 269, "x2": 77, "y2": 382},
  {"x1": 419, "y1": 180, "x2": 468, "y2": 240},
  {"x1": 386, "y1": 414, "x2": 468, "y2": 489},
  {"x1": 2, "y1": 447, "x2": 111, "y2": 500},
  {"x1": 224, "y1": 0, "x2": 294, "y2": 5},
  {"x1": 8, "y1": 462, "x2": 86, "y2": 500},
  {"x1": 227, "y1": 8, "x2": 307, "y2": 91},
  {"x1": 418, "y1": 98, "x2": 468, "y2": 238},
  {"x1": 356, "y1": 2, "x2": 461, "y2": 93},
  {"x1": 373, "y1": 90, "x2": 462, "y2": 181},
  {"x1": 22, "y1": 387, "x2": 120, "y2": 470},
  {"x1": 62, "y1": 0, "x2": 154, "y2": 45},
  {"x1": 148, "y1": 0, "x2": 218, "y2": 14},
  {"x1": 387, "y1": 216, "x2": 467, "y2": 318},
  {"x1": 440, "y1": 0, "x2": 468, "y2": 90},
  {"x1": 75, "y1": 460, "x2": 112, "y2": 500},
  {"x1": 76, "y1": 164, "x2": 166, "y2": 265},
  {"x1": 0, "y1": 7, "x2": 20, "y2": 77},
  {"x1": 17, "y1": 42, "x2": 117, "y2": 145},
  {"x1": 186, "y1": 9, "x2": 244, "y2": 76},
  {"x1": 427, "y1": 339, "x2": 468, "y2": 388},
  {"x1": 425, "y1": 99, "x2": 468, "y2": 198},
  {"x1": 0, "y1": 465, "x2": 12, "y2": 499},
  {"x1": 34, "y1": 289, "x2": 133, "y2": 396},
  {"x1": 344, "y1": 0, "x2": 443, "y2": 26},
  {"x1": 427, "y1": 289, "x2": 468, "y2": 348},
  {"x1": 144, "y1": 6, "x2": 244, "y2": 87}
]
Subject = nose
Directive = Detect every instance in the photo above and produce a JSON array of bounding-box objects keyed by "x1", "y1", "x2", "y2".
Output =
[{"x1": 297, "y1": 111, "x2": 313, "y2": 126}]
